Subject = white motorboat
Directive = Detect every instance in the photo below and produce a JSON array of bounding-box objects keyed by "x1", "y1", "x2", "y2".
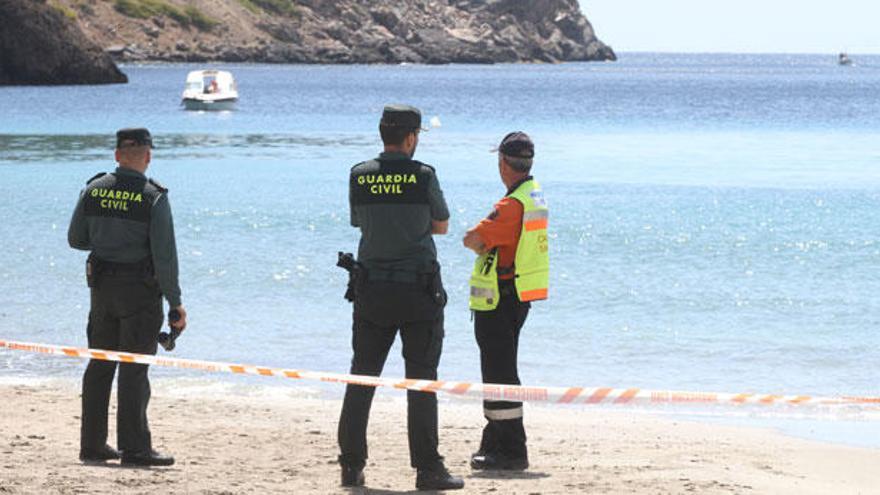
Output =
[
  {"x1": 838, "y1": 53, "x2": 853, "y2": 66},
  {"x1": 181, "y1": 70, "x2": 238, "y2": 111}
]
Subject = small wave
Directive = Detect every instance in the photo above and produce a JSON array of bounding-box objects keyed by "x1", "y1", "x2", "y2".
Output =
[
  {"x1": 152, "y1": 375, "x2": 325, "y2": 402},
  {"x1": 0, "y1": 133, "x2": 374, "y2": 163}
]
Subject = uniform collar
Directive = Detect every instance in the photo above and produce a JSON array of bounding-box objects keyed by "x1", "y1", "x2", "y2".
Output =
[
  {"x1": 506, "y1": 175, "x2": 533, "y2": 195},
  {"x1": 114, "y1": 166, "x2": 146, "y2": 179},
  {"x1": 378, "y1": 151, "x2": 412, "y2": 161}
]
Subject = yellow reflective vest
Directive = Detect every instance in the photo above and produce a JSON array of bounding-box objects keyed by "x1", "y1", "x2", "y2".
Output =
[{"x1": 469, "y1": 178, "x2": 549, "y2": 311}]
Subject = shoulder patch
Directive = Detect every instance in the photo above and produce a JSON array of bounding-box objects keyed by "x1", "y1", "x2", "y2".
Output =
[
  {"x1": 86, "y1": 172, "x2": 107, "y2": 184},
  {"x1": 148, "y1": 178, "x2": 168, "y2": 193}
]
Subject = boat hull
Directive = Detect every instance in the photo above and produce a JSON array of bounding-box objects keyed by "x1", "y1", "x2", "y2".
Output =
[{"x1": 183, "y1": 98, "x2": 237, "y2": 111}]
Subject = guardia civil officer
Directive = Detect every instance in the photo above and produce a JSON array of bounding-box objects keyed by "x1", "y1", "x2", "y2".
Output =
[
  {"x1": 337, "y1": 105, "x2": 464, "y2": 491},
  {"x1": 68, "y1": 128, "x2": 186, "y2": 466},
  {"x1": 463, "y1": 132, "x2": 549, "y2": 471}
]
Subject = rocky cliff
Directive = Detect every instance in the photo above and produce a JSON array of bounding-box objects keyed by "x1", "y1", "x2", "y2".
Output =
[
  {"x1": 0, "y1": 1, "x2": 127, "y2": 85},
  {"x1": 59, "y1": 0, "x2": 616, "y2": 64}
]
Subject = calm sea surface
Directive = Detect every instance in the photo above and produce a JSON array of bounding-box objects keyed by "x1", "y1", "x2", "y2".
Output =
[{"x1": 1, "y1": 54, "x2": 878, "y2": 442}]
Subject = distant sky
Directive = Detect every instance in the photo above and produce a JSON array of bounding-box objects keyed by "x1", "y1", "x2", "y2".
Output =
[{"x1": 584, "y1": 0, "x2": 880, "y2": 54}]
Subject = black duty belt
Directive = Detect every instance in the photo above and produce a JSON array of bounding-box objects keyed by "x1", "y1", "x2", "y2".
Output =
[
  {"x1": 365, "y1": 269, "x2": 432, "y2": 285},
  {"x1": 90, "y1": 256, "x2": 153, "y2": 276},
  {"x1": 363, "y1": 262, "x2": 438, "y2": 285}
]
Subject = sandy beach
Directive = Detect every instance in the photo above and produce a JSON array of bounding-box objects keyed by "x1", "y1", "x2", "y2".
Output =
[{"x1": 0, "y1": 381, "x2": 877, "y2": 494}]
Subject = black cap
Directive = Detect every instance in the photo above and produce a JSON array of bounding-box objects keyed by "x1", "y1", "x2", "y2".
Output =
[
  {"x1": 380, "y1": 104, "x2": 426, "y2": 130},
  {"x1": 116, "y1": 128, "x2": 153, "y2": 149},
  {"x1": 493, "y1": 131, "x2": 534, "y2": 159}
]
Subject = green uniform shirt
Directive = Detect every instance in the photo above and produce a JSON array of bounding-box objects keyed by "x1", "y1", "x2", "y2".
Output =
[
  {"x1": 68, "y1": 167, "x2": 182, "y2": 307},
  {"x1": 349, "y1": 151, "x2": 449, "y2": 273}
]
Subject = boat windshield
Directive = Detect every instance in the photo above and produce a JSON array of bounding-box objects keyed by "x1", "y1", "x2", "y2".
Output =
[{"x1": 185, "y1": 72, "x2": 235, "y2": 93}]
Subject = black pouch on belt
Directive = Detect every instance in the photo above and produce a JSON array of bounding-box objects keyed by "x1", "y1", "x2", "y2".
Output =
[{"x1": 86, "y1": 256, "x2": 97, "y2": 288}]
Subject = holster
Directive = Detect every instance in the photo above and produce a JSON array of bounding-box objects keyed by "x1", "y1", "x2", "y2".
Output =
[
  {"x1": 337, "y1": 252, "x2": 362, "y2": 303},
  {"x1": 344, "y1": 270, "x2": 360, "y2": 303}
]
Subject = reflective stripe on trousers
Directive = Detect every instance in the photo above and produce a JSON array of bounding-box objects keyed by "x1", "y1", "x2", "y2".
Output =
[{"x1": 484, "y1": 406, "x2": 524, "y2": 421}]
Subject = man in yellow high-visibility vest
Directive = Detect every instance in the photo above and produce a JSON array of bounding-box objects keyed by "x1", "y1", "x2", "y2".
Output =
[{"x1": 463, "y1": 131, "x2": 549, "y2": 471}]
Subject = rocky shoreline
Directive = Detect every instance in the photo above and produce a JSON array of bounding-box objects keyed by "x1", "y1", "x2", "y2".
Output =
[
  {"x1": 66, "y1": 0, "x2": 616, "y2": 65},
  {"x1": 0, "y1": 1, "x2": 127, "y2": 85},
  {"x1": 1, "y1": 0, "x2": 614, "y2": 86}
]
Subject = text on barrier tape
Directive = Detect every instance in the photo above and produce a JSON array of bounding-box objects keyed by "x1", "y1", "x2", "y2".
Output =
[{"x1": 1, "y1": 339, "x2": 878, "y2": 408}]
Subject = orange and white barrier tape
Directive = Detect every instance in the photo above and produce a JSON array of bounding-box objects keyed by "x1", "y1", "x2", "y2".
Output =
[{"x1": 1, "y1": 339, "x2": 878, "y2": 408}]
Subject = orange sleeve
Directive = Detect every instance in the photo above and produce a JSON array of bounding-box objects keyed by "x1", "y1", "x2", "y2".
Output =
[{"x1": 472, "y1": 197, "x2": 523, "y2": 251}]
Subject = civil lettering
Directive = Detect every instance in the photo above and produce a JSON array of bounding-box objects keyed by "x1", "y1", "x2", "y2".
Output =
[
  {"x1": 99, "y1": 198, "x2": 129, "y2": 211},
  {"x1": 369, "y1": 184, "x2": 404, "y2": 195}
]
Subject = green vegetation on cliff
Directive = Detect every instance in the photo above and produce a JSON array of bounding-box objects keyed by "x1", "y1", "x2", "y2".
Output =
[
  {"x1": 237, "y1": 0, "x2": 298, "y2": 17},
  {"x1": 114, "y1": 0, "x2": 217, "y2": 31},
  {"x1": 49, "y1": 0, "x2": 78, "y2": 20}
]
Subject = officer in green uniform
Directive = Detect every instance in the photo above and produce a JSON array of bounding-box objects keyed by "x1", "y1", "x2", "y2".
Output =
[
  {"x1": 68, "y1": 128, "x2": 186, "y2": 466},
  {"x1": 337, "y1": 105, "x2": 464, "y2": 491}
]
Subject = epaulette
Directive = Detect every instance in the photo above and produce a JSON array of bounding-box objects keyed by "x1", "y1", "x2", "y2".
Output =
[
  {"x1": 413, "y1": 160, "x2": 436, "y2": 172},
  {"x1": 86, "y1": 172, "x2": 107, "y2": 184},
  {"x1": 350, "y1": 159, "x2": 372, "y2": 172},
  {"x1": 148, "y1": 178, "x2": 168, "y2": 193}
]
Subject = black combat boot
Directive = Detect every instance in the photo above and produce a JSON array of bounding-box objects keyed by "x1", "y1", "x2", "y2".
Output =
[
  {"x1": 470, "y1": 452, "x2": 529, "y2": 471},
  {"x1": 79, "y1": 444, "x2": 120, "y2": 463},
  {"x1": 341, "y1": 465, "x2": 365, "y2": 487},
  {"x1": 416, "y1": 465, "x2": 465, "y2": 490},
  {"x1": 120, "y1": 449, "x2": 175, "y2": 466}
]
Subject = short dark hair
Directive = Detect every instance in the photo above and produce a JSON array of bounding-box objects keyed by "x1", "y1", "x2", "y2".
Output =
[
  {"x1": 380, "y1": 124, "x2": 417, "y2": 146},
  {"x1": 502, "y1": 153, "x2": 533, "y2": 172}
]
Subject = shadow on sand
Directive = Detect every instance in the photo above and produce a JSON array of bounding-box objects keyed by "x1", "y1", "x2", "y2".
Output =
[{"x1": 340, "y1": 470, "x2": 551, "y2": 494}]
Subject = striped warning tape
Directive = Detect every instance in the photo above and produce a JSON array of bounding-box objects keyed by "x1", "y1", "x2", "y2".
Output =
[{"x1": 1, "y1": 339, "x2": 878, "y2": 408}]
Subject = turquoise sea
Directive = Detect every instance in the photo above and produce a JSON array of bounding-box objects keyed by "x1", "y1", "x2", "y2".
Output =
[{"x1": 1, "y1": 53, "x2": 878, "y2": 445}]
